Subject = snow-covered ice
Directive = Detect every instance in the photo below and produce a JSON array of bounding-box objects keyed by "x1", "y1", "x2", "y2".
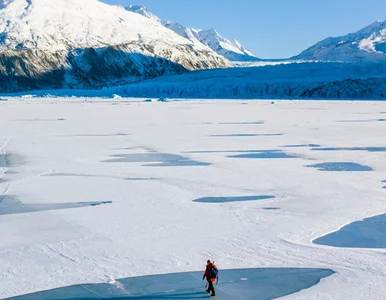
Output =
[{"x1": 1, "y1": 98, "x2": 386, "y2": 299}]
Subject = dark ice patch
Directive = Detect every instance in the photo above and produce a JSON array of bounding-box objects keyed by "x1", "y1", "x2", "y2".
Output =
[
  {"x1": 229, "y1": 150, "x2": 298, "y2": 159},
  {"x1": 4, "y1": 268, "x2": 334, "y2": 300},
  {"x1": 262, "y1": 207, "x2": 280, "y2": 210},
  {"x1": 311, "y1": 147, "x2": 386, "y2": 152},
  {"x1": 184, "y1": 150, "x2": 283, "y2": 154},
  {"x1": 103, "y1": 153, "x2": 210, "y2": 167},
  {"x1": 282, "y1": 144, "x2": 321, "y2": 148},
  {"x1": 314, "y1": 214, "x2": 386, "y2": 248},
  {"x1": 306, "y1": 162, "x2": 373, "y2": 172},
  {"x1": 194, "y1": 195, "x2": 275, "y2": 203},
  {"x1": 71, "y1": 133, "x2": 130, "y2": 137},
  {"x1": 0, "y1": 195, "x2": 112, "y2": 215}
]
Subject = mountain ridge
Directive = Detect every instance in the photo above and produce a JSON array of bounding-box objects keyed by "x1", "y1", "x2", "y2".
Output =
[
  {"x1": 294, "y1": 20, "x2": 386, "y2": 61},
  {"x1": 126, "y1": 5, "x2": 259, "y2": 62}
]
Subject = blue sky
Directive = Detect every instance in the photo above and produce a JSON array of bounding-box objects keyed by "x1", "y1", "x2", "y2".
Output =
[{"x1": 101, "y1": 0, "x2": 386, "y2": 59}]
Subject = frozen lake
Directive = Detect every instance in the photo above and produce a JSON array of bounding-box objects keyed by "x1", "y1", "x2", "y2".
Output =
[
  {"x1": 314, "y1": 214, "x2": 386, "y2": 249},
  {"x1": 4, "y1": 268, "x2": 334, "y2": 300},
  {"x1": 0, "y1": 98, "x2": 386, "y2": 299}
]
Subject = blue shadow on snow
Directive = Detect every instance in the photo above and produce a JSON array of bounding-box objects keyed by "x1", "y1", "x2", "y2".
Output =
[
  {"x1": 5, "y1": 268, "x2": 334, "y2": 300},
  {"x1": 306, "y1": 162, "x2": 373, "y2": 172},
  {"x1": 193, "y1": 195, "x2": 275, "y2": 203},
  {"x1": 0, "y1": 153, "x2": 24, "y2": 168},
  {"x1": 314, "y1": 214, "x2": 386, "y2": 248},
  {"x1": 0, "y1": 195, "x2": 111, "y2": 216}
]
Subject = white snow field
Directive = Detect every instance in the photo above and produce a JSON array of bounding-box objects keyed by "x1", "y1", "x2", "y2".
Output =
[{"x1": 0, "y1": 98, "x2": 386, "y2": 299}]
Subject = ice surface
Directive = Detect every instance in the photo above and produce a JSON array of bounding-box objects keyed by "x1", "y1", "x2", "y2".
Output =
[
  {"x1": 185, "y1": 149, "x2": 298, "y2": 159},
  {"x1": 311, "y1": 147, "x2": 386, "y2": 152},
  {"x1": 337, "y1": 119, "x2": 386, "y2": 123},
  {"x1": 218, "y1": 121, "x2": 265, "y2": 125},
  {"x1": 210, "y1": 133, "x2": 283, "y2": 137},
  {"x1": 0, "y1": 195, "x2": 112, "y2": 216},
  {"x1": 282, "y1": 144, "x2": 321, "y2": 148},
  {"x1": 184, "y1": 150, "x2": 284, "y2": 154},
  {"x1": 1, "y1": 99, "x2": 386, "y2": 299},
  {"x1": 71, "y1": 133, "x2": 130, "y2": 137},
  {"x1": 4, "y1": 268, "x2": 334, "y2": 300},
  {"x1": 314, "y1": 214, "x2": 386, "y2": 248},
  {"x1": 102, "y1": 153, "x2": 210, "y2": 167},
  {"x1": 193, "y1": 195, "x2": 275, "y2": 203},
  {"x1": 229, "y1": 150, "x2": 299, "y2": 159},
  {"x1": 306, "y1": 162, "x2": 374, "y2": 172}
]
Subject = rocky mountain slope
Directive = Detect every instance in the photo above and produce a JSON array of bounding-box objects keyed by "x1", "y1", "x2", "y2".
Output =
[{"x1": 0, "y1": 0, "x2": 229, "y2": 91}]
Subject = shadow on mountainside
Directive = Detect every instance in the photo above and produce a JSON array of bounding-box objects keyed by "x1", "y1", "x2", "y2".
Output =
[{"x1": 0, "y1": 45, "x2": 188, "y2": 92}]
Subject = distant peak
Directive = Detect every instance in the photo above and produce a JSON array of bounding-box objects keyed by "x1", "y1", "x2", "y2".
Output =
[
  {"x1": 127, "y1": 5, "x2": 147, "y2": 11},
  {"x1": 126, "y1": 4, "x2": 160, "y2": 22},
  {"x1": 201, "y1": 28, "x2": 220, "y2": 36}
]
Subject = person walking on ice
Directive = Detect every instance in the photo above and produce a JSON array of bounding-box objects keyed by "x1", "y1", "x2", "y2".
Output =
[{"x1": 203, "y1": 259, "x2": 218, "y2": 297}]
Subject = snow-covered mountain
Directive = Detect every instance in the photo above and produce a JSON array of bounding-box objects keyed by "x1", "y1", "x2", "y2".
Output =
[
  {"x1": 126, "y1": 5, "x2": 259, "y2": 62},
  {"x1": 196, "y1": 28, "x2": 259, "y2": 62},
  {"x1": 0, "y1": 0, "x2": 228, "y2": 91},
  {"x1": 125, "y1": 5, "x2": 160, "y2": 23},
  {"x1": 294, "y1": 21, "x2": 386, "y2": 61}
]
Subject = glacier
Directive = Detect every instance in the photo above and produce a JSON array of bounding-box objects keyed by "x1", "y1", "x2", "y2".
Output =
[{"x1": 98, "y1": 61, "x2": 386, "y2": 100}]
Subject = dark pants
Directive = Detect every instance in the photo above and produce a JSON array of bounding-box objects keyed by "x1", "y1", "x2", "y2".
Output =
[{"x1": 207, "y1": 280, "x2": 215, "y2": 295}]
